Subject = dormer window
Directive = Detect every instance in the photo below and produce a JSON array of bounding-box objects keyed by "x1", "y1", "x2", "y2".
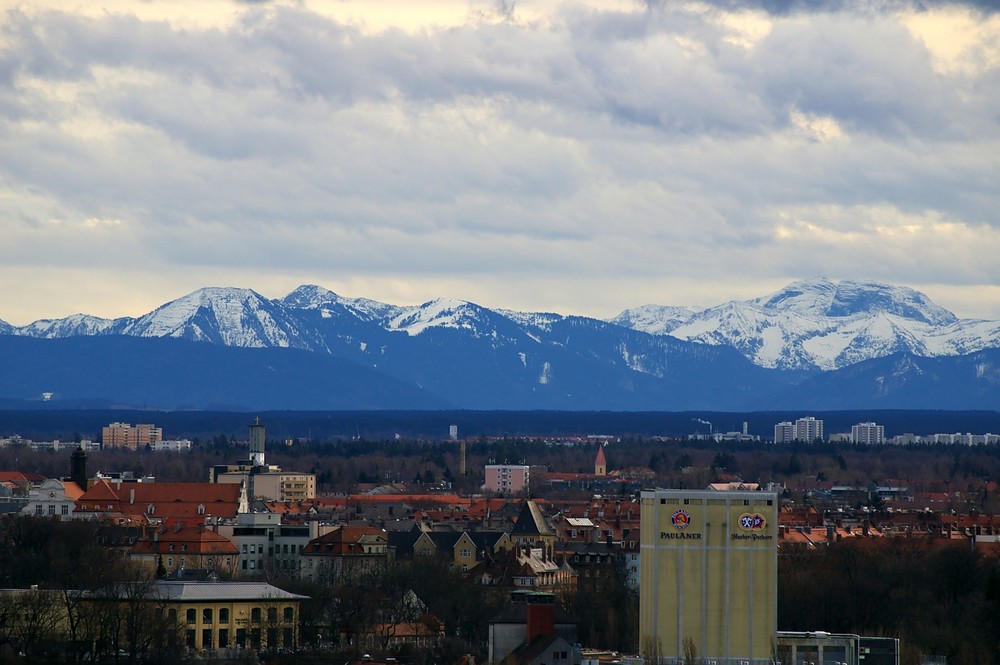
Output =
[
  {"x1": 147, "y1": 504, "x2": 155, "y2": 515},
  {"x1": 198, "y1": 504, "x2": 205, "y2": 515}
]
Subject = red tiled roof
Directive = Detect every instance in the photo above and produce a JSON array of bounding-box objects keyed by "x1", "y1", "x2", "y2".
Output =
[
  {"x1": 76, "y1": 481, "x2": 242, "y2": 519},
  {"x1": 131, "y1": 526, "x2": 238, "y2": 556}
]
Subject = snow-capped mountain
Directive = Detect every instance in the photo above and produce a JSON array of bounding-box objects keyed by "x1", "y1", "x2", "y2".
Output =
[
  {"x1": 7, "y1": 278, "x2": 1000, "y2": 410},
  {"x1": 278, "y1": 285, "x2": 402, "y2": 323},
  {"x1": 119, "y1": 287, "x2": 314, "y2": 350},
  {"x1": 609, "y1": 305, "x2": 703, "y2": 336},
  {"x1": 612, "y1": 278, "x2": 1000, "y2": 371},
  {"x1": 17, "y1": 313, "x2": 130, "y2": 338}
]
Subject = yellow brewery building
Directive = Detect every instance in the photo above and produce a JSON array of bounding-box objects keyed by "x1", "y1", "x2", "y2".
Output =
[{"x1": 639, "y1": 489, "x2": 778, "y2": 664}]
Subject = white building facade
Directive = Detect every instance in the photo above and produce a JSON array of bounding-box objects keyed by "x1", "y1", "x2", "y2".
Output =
[{"x1": 851, "y1": 422, "x2": 885, "y2": 445}]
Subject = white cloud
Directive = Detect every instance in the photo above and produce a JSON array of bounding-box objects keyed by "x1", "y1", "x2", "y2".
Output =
[{"x1": 0, "y1": 0, "x2": 998, "y2": 325}]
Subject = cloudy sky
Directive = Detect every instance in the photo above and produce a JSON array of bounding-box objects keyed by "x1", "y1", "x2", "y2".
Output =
[{"x1": 2, "y1": 0, "x2": 999, "y2": 325}]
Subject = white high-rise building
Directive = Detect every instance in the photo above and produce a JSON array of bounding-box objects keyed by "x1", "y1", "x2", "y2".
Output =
[
  {"x1": 851, "y1": 422, "x2": 885, "y2": 445},
  {"x1": 774, "y1": 422, "x2": 794, "y2": 444},
  {"x1": 794, "y1": 417, "x2": 824, "y2": 443}
]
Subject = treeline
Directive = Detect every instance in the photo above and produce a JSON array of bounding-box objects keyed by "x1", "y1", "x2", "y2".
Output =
[
  {"x1": 8, "y1": 437, "x2": 1000, "y2": 497},
  {"x1": 779, "y1": 538, "x2": 1000, "y2": 665}
]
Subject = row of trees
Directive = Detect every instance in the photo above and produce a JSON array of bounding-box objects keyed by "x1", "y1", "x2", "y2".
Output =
[
  {"x1": 780, "y1": 538, "x2": 1000, "y2": 665},
  {"x1": 10, "y1": 435, "x2": 1000, "y2": 496}
]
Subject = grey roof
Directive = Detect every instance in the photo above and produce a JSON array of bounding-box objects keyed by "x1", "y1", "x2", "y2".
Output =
[
  {"x1": 152, "y1": 581, "x2": 309, "y2": 602},
  {"x1": 512, "y1": 501, "x2": 554, "y2": 537}
]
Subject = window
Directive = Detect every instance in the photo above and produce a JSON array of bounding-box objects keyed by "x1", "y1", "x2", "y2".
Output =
[
  {"x1": 242, "y1": 544, "x2": 248, "y2": 554},
  {"x1": 250, "y1": 544, "x2": 256, "y2": 554},
  {"x1": 202, "y1": 629, "x2": 213, "y2": 649},
  {"x1": 48, "y1": 504, "x2": 56, "y2": 515},
  {"x1": 249, "y1": 560, "x2": 256, "y2": 570},
  {"x1": 168, "y1": 608, "x2": 177, "y2": 623},
  {"x1": 186, "y1": 609, "x2": 196, "y2": 625},
  {"x1": 283, "y1": 627, "x2": 293, "y2": 648},
  {"x1": 267, "y1": 607, "x2": 278, "y2": 623},
  {"x1": 251, "y1": 608, "x2": 261, "y2": 623},
  {"x1": 460, "y1": 549, "x2": 471, "y2": 558},
  {"x1": 35, "y1": 505, "x2": 43, "y2": 516},
  {"x1": 203, "y1": 609, "x2": 213, "y2": 624},
  {"x1": 218, "y1": 629, "x2": 229, "y2": 649},
  {"x1": 169, "y1": 544, "x2": 175, "y2": 552},
  {"x1": 167, "y1": 557, "x2": 173, "y2": 568},
  {"x1": 220, "y1": 608, "x2": 229, "y2": 623},
  {"x1": 283, "y1": 607, "x2": 293, "y2": 622}
]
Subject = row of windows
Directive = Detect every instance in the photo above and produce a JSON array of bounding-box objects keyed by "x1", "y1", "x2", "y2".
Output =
[
  {"x1": 179, "y1": 606, "x2": 294, "y2": 625},
  {"x1": 185, "y1": 626, "x2": 294, "y2": 650},
  {"x1": 34, "y1": 504, "x2": 70, "y2": 516},
  {"x1": 241, "y1": 543, "x2": 305, "y2": 555}
]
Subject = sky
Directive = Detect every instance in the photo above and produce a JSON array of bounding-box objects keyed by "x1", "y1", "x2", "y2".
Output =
[{"x1": 2, "y1": 0, "x2": 1000, "y2": 325}]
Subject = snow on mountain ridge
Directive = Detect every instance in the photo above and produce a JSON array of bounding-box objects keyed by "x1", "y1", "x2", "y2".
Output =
[
  {"x1": 615, "y1": 278, "x2": 984, "y2": 370},
  {"x1": 123, "y1": 287, "x2": 309, "y2": 349},
  {"x1": 7, "y1": 279, "x2": 1000, "y2": 375},
  {"x1": 16, "y1": 314, "x2": 128, "y2": 338},
  {"x1": 754, "y1": 278, "x2": 957, "y2": 325},
  {"x1": 609, "y1": 304, "x2": 702, "y2": 335},
  {"x1": 279, "y1": 285, "x2": 402, "y2": 322},
  {"x1": 386, "y1": 298, "x2": 488, "y2": 336}
]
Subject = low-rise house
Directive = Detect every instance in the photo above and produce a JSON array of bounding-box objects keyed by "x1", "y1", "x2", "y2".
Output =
[
  {"x1": 471, "y1": 545, "x2": 575, "y2": 597},
  {"x1": 488, "y1": 591, "x2": 580, "y2": 665},
  {"x1": 300, "y1": 525, "x2": 388, "y2": 583},
  {"x1": 130, "y1": 525, "x2": 239, "y2": 577},
  {"x1": 22, "y1": 478, "x2": 84, "y2": 520}
]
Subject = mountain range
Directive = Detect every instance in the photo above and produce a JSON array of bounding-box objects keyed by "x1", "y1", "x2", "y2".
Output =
[{"x1": 2, "y1": 278, "x2": 1000, "y2": 411}]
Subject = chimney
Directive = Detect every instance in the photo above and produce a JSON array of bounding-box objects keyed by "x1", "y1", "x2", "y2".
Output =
[{"x1": 525, "y1": 594, "x2": 555, "y2": 644}]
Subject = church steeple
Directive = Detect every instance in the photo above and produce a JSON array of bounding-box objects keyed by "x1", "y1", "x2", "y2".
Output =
[{"x1": 594, "y1": 445, "x2": 607, "y2": 477}]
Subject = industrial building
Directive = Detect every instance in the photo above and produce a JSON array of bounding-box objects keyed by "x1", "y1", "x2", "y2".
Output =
[{"x1": 639, "y1": 488, "x2": 778, "y2": 665}]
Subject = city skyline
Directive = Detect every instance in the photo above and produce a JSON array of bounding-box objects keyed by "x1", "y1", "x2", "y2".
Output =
[{"x1": 2, "y1": 0, "x2": 999, "y2": 325}]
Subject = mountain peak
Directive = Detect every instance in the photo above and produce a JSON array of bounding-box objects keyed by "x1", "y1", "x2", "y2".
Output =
[
  {"x1": 755, "y1": 278, "x2": 957, "y2": 325},
  {"x1": 124, "y1": 286, "x2": 308, "y2": 348},
  {"x1": 279, "y1": 285, "x2": 401, "y2": 322},
  {"x1": 386, "y1": 298, "x2": 487, "y2": 336}
]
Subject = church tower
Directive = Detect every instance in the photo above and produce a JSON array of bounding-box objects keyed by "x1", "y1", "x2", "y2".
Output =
[{"x1": 594, "y1": 444, "x2": 607, "y2": 477}]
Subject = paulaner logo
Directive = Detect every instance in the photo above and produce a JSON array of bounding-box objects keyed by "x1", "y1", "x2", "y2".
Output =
[
  {"x1": 738, "y1": 512, "x2": 767, "y2": 531},
  {"x1": 671, "y1": 509, "x2": 691, "y2": 530}
]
